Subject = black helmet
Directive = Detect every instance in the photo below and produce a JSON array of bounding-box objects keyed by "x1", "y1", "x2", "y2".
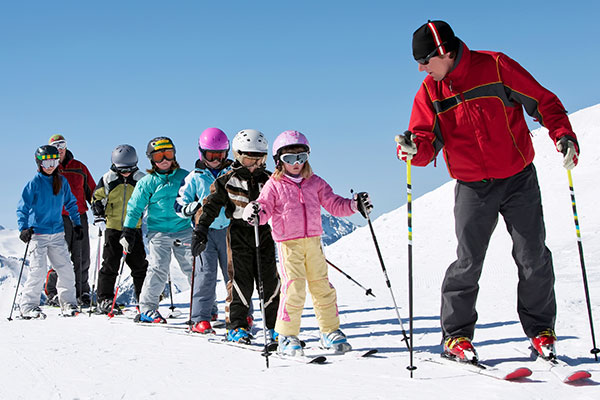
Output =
[
  {"x1": 146, "y1": 137, "x2": 176, "y2": 160},
  {"x1": 111, "y1": 144, "x2": 138, "y2": 173},
  {"x1": 35, "y1": 145, "x2": 60, "y2": 169}
]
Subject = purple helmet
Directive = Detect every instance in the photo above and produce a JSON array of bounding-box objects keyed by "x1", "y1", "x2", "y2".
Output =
[
  {"x1": 198, "y1": 128, "x2": 230, "y2": 160},
  {"x1": 272, "y1": 130, "x2": 310, "y2": 164}
]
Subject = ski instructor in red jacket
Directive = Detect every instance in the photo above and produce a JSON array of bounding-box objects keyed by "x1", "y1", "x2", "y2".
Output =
[{"x1": 396, "y1": 20, "x2": 579, "y2": 363}]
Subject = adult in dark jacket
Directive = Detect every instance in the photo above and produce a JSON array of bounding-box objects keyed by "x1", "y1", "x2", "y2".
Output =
[
  {"x1": 45, "y1": 134, "x2": 96, "y2": 307},
  {"x1": 396, "y1": 20, "x2": 579, "y2": 362}
]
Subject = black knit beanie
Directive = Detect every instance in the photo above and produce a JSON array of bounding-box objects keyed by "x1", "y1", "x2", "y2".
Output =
[{"x1": 412, "y1": 20, "x2": 459, "y2": 61}]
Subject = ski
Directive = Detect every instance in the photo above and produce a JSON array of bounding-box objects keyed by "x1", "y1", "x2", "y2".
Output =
[
  {"x1": 421, "y1": 353, "x2": 532, "y2": 381},
  {"x1": 304, "y1": 347, "x2": 378, "y2": 359},
  {"x1": 517, "y1": 347, "x2": 592, "y2": 383},
  {"x1": 207, "y1": 337, "x2": 327, "y2": 364}
]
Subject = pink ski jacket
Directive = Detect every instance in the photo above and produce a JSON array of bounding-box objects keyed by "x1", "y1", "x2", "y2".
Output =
[{"x1": 256, "y1": 174, "x2": 356, "y2": 242}]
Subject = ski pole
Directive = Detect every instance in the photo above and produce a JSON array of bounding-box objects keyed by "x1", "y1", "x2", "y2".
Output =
[
  {"x1": 325, "y1": 258, "x2": 375, "y2": 297},
  {"x1": 253, "y1": 219, "x2": 271, "y2": 368},
  {"x1": 406, "y1": 160, "x2": 417, "y2": 376},
  {"x1": 174, "y1": 239, "x2": 196, "y2": 331},
  {"x1": 108, "y1": 251, "x2": 127, "y2": 319},
  {"x1": 167, "y1": 270, "x2": 177, "y2": 316},
  {"x1": 7, "y1": 238, "x2": 31, "y2": 321},
  {"x1": 89, "y1": 228, "x2": 103, "y2": 317},
  {"x1": 566, "y1": 170, "x2": 599, "y2": 361},
  {"x1": 355, "y1": 190, "x2": 411, "y2": 351}
]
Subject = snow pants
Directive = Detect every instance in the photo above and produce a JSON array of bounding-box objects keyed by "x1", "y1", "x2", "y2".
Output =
[
  {"x1": 275, "y1": 236, "x2": 339, "y2": 336},
  {"x1": 225, "y1": 223, "x2": 279, "y2": 330},
  {"x1": 441, "y1": 164, "x2": 556, "y2": 340},
  {"x1": 45, "y1": 213, "x2": 91, "y2": 299},
  {"x1": 139, "y1": 229, "x2": 194, "y2": 314},
  {"x1": 192, "y1": 227, "x2": 229, "y2": 322},
  {"x1": 97, "y1": 228, "x2": 148, "y2": 303},
  {"x1": 20, "y1": 232, "x2": 77, "y2": 312}
]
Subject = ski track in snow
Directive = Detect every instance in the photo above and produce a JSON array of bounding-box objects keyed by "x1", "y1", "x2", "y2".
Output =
[{"x1": 1, "y1": 105, "x2": 600, "y2": 398}]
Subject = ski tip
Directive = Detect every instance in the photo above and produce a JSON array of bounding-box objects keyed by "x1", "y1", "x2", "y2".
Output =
[
  {"x1": 564, "y1": 370, "x2": 592, "y2": 383},
  {"x1": 362, "y1": 349, "x2": 379, "y2": 357},
  {"x1": 309, "y1": 356, "x2": 327, "y2": 364},
  {"x1": 504, "y1": 367, "x2": 532, "y2": 380}
]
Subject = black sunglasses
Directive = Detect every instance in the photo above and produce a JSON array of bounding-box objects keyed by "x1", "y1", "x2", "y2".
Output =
[{"x1": 416, "y1": 41, "x2": 447, "y2": 65}]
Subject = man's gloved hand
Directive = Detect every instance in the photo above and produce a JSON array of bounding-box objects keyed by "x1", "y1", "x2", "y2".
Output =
[
  {"x1": 242, "y1": 201, "x2": 262, "y2": 226},
  {"x1": 395, "y1": 131, "x2": 418, "y2": 161},
  {"x1": 93, "y1": 216, "x2": 106, "y2": 232},
  {"x1": 19, "y1": 227, "x2": 34, "y2": 243},
  {"x1": 119, "y1": 227, "x2": 136, "y2": 253},
  {"x1": 556, "y1": 136, "x2": 579, "y2": 170},
  {"x1": 182, "y1": 201, "x2": 201, "y2": 218},
  {"x1": 353, "y1": 192, "x2": 373, "y2": 219},
  {"x1": 73, "y1": 225, "x2": 84, "y2": 241},
  {"x1": 191, "y1": 224, "x2": 209, "y2": 257}
]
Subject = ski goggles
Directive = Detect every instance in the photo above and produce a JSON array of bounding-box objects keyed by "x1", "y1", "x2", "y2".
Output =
[
  {"x1": 41, "y1": 159, "x2": 60, "y2": 169},
  {"x1": 51, "y1": 140, "x2": 68, "y2": 150},
  {"x1": 280, "y1": 152, "x2": 309, "y2": 165},
  {"x1": 416, "y1": 41, "x2": 447, "y2": 65},
  {"x1": 151, "y1": 149, "x2": 175, "y2": 163},
  {"x1": 239, "y1": 152, "x2": 266, "y2": 167},
  {"x1": 116, "y1": 165, "x2": 138, "y2": 174},
  {"x1": 202, "y1": 149, "x2": 228, "y2": 162}
]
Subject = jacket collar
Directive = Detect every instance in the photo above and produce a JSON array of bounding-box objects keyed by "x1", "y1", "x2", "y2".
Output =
[{"x1": 442, "y1": 41, "x2": 470, "y2": 90}]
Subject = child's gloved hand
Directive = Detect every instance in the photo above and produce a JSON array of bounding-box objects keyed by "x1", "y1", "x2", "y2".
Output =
[
  {"x1": 191, "y1": 225, "x2": 208, "y2": 257},
  {"x1": 353, "y1": 192, "x2": 373, "y2": 219},
  {"x1": 243, "y1": 201, "x2": 262, "y2": 226}
]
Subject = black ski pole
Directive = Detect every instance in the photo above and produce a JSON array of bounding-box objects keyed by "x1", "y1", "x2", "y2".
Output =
[
  {"x1": 253, "y1": 219, "x2": 271, "y2": 368},
  {"x1": 406, "y1": 160, "x2": 417, "y2": 377},
  {"x1": 167, "y1": 270, "x2": 177, "y2": 317},
  {"x1": 89, "y1": 228, "x2": 103, "y2": 317},
  {"x1": 566, "y1": 170, "x2": 599, "y2": 361},
  {"x1": 108, "y1": 251, "x2": 127, "y2": 318},
  {"x1": 7, "y1": 238, "x2": 31, "y2": 321},
  {"x1": 355, "y1": 190, "x2": 411, "y2": 351},
  {"x1": 174, "y1": 239, "x2": 197, "y2": 331},
  {"x1": 325, "y1": 258, "x2": 375, "y2": 297}
]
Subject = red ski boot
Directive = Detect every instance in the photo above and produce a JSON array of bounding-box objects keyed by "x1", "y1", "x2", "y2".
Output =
[
  {"x1": 192, "y1": 320, "x2": 215, "y2": 334},
  {"x1": 443, "y1": 336, "x2": 478, "y2": 362},
  {"x1": 530, "y1": 329, "x2": 557, "y2": 360}
]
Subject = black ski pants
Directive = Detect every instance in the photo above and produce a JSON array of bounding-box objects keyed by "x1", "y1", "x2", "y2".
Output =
[
  {"x1": 97, "y1": 228, "x2": 148, "y2": 303},
  {"x1": 225, "y1": 223, "x2": 280, "y2": 331},
  {"x1": 440, "y1": 163, "x2": 556, "y2": 340}
]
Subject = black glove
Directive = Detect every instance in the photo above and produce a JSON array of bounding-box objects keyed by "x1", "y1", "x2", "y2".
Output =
[
  {"x1": 192, "y1": 224, "x2": 209, "y2": 257},
  {"x1": 19, "y1": 227, "x2": 34, "y2": 243},
  {"x1": 73, "y1": 225, "x2": 84, "y2": 241},
  {"x1": 354, "y1": 192, "x2": 373, "y2": 219},
  {"x1": 119, "y1": 227, "x2": 137, "y2": 253},
  {"x1": 91, "y1": 201, "x2": 105, "y2": 217}
]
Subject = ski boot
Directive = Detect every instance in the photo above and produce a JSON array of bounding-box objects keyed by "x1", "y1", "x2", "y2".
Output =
[
  {"x1": 192, "y1": 320, "x2": 215, "y2": 334},
  {"x1": 46, "y1": 294, "x2": 60, "y2": 307},
  {"x1": 61, "y1": 303, "x2": 80, "y2": 317},
  {"x1": 96, "y1": 299, "x2": 122, "y2": 315},
  {"x1": 320, "y1": 329, "x2": 352, "y2": 354},
  {"x1": 278, "y1": 334, "x2": 304, "y2": 357},
  {"x1": 20, "y1": 306, "x2": 47, "y2": 320},
  {"x1": 530, "y1": 329, "x2": 557, "y2": 360},
  {"x1": 227, "y1": 328, "x2": 251, "y2": 344},
  {"x1": 136, "y1": 309, "x2": 167, "y2": 324},
  {"x1": 443, "y1": 336, "x2": 478, "y2": 363}
]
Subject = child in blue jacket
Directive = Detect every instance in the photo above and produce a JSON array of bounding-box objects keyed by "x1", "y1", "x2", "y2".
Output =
[{"x1": 16, "y1": 145, "x2": 83, "y2": 318}]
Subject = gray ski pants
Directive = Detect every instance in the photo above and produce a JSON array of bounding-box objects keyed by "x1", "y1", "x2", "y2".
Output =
[
  {"x1": 440, "y1": 164, "x2": 556, "y2": 340},
  {"x1": 139, "y1": 229, "x2": 194, "y2": 314},
  {"x1": 20, "y1": 232, "x2": 77, "y2": 312}
]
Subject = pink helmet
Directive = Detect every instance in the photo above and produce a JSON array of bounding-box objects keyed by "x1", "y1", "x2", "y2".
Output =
[
  {"x1": 198, "y1": 128, "x2": 230, "y2": 160},
  {"x1": 272, "y1": 130, "x2": 310, "y2": 164}
]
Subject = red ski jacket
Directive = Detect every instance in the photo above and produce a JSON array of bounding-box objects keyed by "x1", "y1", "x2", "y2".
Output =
[
  {"x1": 58, "y1": 150, "x2": 96, "y2": 215},
  {"x1": 408, "y1": 42, "x2": 576, "y2": 182}
]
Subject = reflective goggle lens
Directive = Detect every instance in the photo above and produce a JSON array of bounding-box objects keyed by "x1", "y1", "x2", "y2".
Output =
[
  {"x1": 51, "y1": 140, "x2": 67, "y2": 150},
  {"x1": 203, "y1": 150, "x2": 227, "y2": 162},
  {"x1": 41, "y1": 159, "x2": 60, "y2": 169},
  {"x1": 416, "y1": 41, "x2": 447, "y2": 65},
  {"x1": 151, "y1": 149, "x2": 175, "y2": 162},
  {"x1": 280, "y1": 152, "x2": 309, "y2": 165},
  {"x1": 117, "y1": 166, "x2": 138, "y2": 173}
]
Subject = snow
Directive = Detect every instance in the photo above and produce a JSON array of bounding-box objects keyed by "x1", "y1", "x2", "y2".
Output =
[{"x1": 1, "y1": 105, "x2": 600, "y2": 398}]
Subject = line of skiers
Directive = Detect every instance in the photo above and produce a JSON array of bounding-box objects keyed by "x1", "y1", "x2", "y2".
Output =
[{"x1": 16, "y1": 128, "x2": 373, "y2": 356}]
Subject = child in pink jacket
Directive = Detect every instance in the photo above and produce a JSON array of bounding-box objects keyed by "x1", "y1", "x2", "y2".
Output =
[{"x1": 242, "y1": 130, "x2": 372, "y2": 356}]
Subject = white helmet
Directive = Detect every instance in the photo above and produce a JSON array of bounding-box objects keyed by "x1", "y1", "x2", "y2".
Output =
[{"x1": 232, "y1": 129, "x2": 268, "y2": 162}]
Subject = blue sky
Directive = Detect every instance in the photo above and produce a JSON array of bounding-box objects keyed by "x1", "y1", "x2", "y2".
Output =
[{"x1": 1, "y1": 1, "x2": 599, "y2": 230}]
